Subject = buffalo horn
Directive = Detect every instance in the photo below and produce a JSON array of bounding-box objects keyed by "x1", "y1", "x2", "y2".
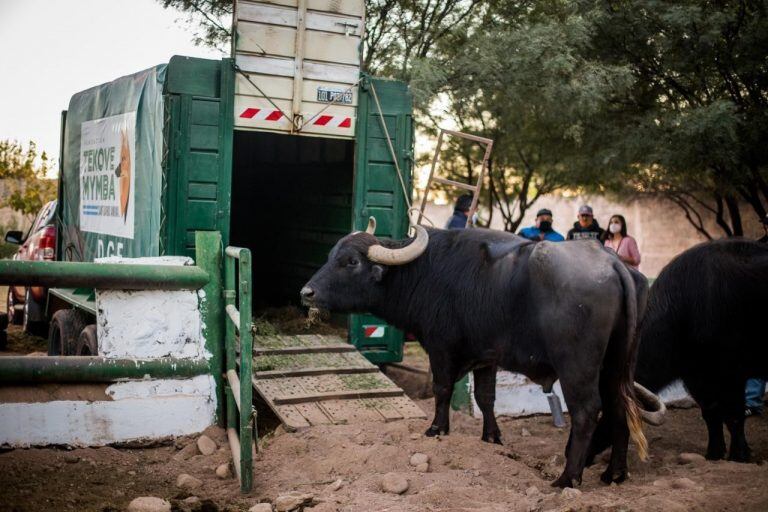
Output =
[
  {"x1": 367, "y1": 225, "x2": 429, "y2": 265},
  {"x1": 365, "y1": 216, "x2": 377, "y2": 235},
  {"x1": 634, "y1": 382, "x2": 667, "y2": 426}
]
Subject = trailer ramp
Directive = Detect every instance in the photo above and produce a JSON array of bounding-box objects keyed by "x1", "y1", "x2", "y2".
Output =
[{"x1": 252, "y1": 334, "x2": 425, "y2": 430}]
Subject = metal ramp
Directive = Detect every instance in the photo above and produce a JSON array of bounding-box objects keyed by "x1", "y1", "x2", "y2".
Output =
[{"x1": 252, "y1": 334, "x2": 426, "y2": 430}]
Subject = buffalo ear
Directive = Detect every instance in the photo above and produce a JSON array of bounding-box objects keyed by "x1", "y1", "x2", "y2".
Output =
[
  {"x1": 371, "y1": 264, "x2": 386, "y2": 282},
  {"x1": 483, "y1": 238, "x2": 533, "y2": 262}
]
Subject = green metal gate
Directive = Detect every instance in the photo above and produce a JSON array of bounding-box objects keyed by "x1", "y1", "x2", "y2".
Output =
[{"x1": 223, "y1": 245, "x2": 255, "y2": 492}]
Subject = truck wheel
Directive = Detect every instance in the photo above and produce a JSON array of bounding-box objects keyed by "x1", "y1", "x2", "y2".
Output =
[
  {"x1": 23, "y1": 289, "x2": 48, "y2": 337},
  {"x1": 76, "y1": 325, "x2": 98, "y2": 355},
  {"x1": 48, "y1": 309, "x2": 87, "y2": 356},
  {"x1": 7, "y1": 289, "x2": 22, "y2": 325}
]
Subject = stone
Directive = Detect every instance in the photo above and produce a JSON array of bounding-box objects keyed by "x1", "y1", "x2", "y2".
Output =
[
  {"x1": 176, "y1": 473, "x2": 203, "y2": 490},
  {"x1": 409, "y1": 453, "x2": 430, "y2": 466},
  {"x1": 128, "y1": 471, "x2": 137, "y2": 476},
  {"x1": 215, "y1": 463, "x2": 231, "y2": 479},
  {"x1": 182, "y1": 496, "x2": 201, "y2": 506},
  {"x1": 173, "y1": 442, "x2": 199, "y2": 461},
  {"x1": 560, "y1": 487, "x2": 582, "y2": 499},
  {"x1": 409, "y1": 433, "x2": 420, "y2": 440},
  {"x1": 521, "y1": 428, "x2": 532, "y2": 437},
  {"x1": 63, "y1": 453, "x2": 79, "y2": 464},
  {"x1": 249, "y1": 504, "x2": 273, "y2": 512},
  {"x1": 415, "y1": 463, "x2": 429, "y2": 473},
  {"x1": 197, "y1": 435, "x2": 218, "y2": 456},
  {"x1": 525, "y1": 485, "x2": 539, "y2": 497},
  {"x1": 324, "y1": 479, "x2": 344, "y2": 492},
  {"x1": 127, "y1": 496, "x2": 172, "y2": 512},
  {"x1": 274, "y1": 493, "x2": 313, "y2": 511},
  {"x1": 381, "y1": 473, "x2": 409, "y2": 494},
  {"x1": 671, "y1": 477, "x2": 700, "y2": 490},
  {"x1": 677, "y1": 452, "x2": 706, "y2": 465}
]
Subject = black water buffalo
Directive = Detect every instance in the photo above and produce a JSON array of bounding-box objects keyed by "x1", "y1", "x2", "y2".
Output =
[
  {"x1": 301, "y1": 220, "x2": 663, "y2": 488},
  {"x1": 635, "y1": 238, "x2": 768, "y2": 462}
]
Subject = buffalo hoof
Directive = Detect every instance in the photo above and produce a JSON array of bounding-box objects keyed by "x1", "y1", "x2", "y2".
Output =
[
  {"x1": 425, "y1": 425, "x2": 448, "y2": 437},
  {"x1": 705, "y1": 448, "x2": 726, "y2": 461},
  {"x1": 551, "y1": 474, "x2": 575, "y2": 489},
  {"x1": 481, "y1": 432, "x2": 503, "y2": 445},
  {"x1": 728, "y1": 447, "x2": 751, "y2": 463},
  {"x1": 600, "y1": 466, "x2": 627, "y2": 485}
]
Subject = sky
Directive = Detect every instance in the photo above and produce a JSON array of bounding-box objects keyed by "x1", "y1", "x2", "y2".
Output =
[{"x1": 0, "y1": 0, "x2": 224, "y2": 168}]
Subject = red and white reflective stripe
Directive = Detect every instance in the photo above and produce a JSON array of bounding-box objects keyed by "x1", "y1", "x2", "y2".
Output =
[
  {"x1": 311, "y1": 115, "x2": 352, "y2": 128},
  {"x1": 363, "y1": 325, "x2": 386, "y2": 338},
  {"x1": 239, "y1": 108, "x2": 283, "y2": 121}
]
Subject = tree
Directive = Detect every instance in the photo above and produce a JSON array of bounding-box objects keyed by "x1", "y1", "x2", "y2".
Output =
[
  {"x1": 413, "y1": 1, "x2": 634, "y2": 231},
  {"x1": 0, "y1": 140, "x2": 57, "y2": 220},
  {"x1": 588, "y1": 0, "x2": 768, "y2": 238}
]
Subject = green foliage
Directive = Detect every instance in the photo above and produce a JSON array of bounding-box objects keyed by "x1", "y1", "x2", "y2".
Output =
[
  {"x1": 0, "y1": 140, "x2": 57, "y2": 220},
  {"x1": 158, "y1": 0, "x2": 231, "y2": 50}
]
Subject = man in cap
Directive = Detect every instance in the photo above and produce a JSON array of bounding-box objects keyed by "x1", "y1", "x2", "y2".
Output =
[
  {"x1": 566, "y1": 205, "x2": 605, "y2": 241},
  {"x1": 745, "y1": 213, "x2": 768, "y2": 417},
  {"x1": 446, "y1": 194, "x2": 474, "y2": 229},
  {"x1": 518, "y1": 208, "x2": 565, "y2": 242}
]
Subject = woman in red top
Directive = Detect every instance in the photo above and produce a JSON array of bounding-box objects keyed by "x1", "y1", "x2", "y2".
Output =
[{"x1": 604, "y1": 214, "x2": 641, "y2": 269}]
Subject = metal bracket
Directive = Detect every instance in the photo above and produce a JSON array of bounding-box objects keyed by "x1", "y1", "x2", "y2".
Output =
[
  {"x1": 335, "y1": 21, "x2": 358, "y2": 36},
  {"x1": 222, "y1": 290, "x2": 236, "y2": 300}
]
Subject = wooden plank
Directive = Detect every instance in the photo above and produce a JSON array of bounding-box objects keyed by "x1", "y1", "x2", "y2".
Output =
[
  {"x1": 294, "y1": 402, "x2": 333, "y2": 425},
  {"x1": 389, "y1": 396, "x2": 428, "y2": 419},
  {"x1": 274, "y1": 404, "x2": 312, "y2": 430},
  {"x1": 321, "y1": 399, "x2": 386, "y2": 423},
  {"x1": 273, "y1": 388, "x2": 403, "y2": 405},
  {"x1": 253, "y1": 366, "x2": 379, "y2": 379},
  {"x1": 366, "y1": 399, "x2": 403, "y2": 422},
  {"x1": 253, "y1": 344, "x2": 356, "y2": 355}
]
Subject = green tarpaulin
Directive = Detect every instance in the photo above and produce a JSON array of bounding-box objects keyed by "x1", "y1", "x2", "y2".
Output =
[{"x1": 60, "y1": 65, "x2": 166, "y2": 261}]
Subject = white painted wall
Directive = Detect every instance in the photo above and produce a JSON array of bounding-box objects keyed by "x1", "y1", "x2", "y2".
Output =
[
  {"x1": 470, "y1": 372, "x2": 690, "y2": 419},
  {"x1": 0, "y1": 256, "x2": 218, "y2": 447},
  {"x1": 0, "y1": 376, "x2": 216, "y2": 446}
]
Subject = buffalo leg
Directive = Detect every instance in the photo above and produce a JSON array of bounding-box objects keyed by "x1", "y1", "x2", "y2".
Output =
[
  {"x1": 552, "y1": 375, "x2": 601, "y2": 488},
  {"x1": 473, "y1": 366, "x2": 502, "y2": 444},
  {"x1": 686, "y1": 378, "x2": 726, "y2": 460},
  {"x1": 425, "y1": 352, "x2": 458, "y2": 437},
  {"x1": 723, "y1": 379, "x2": 751, "y2": 462}
]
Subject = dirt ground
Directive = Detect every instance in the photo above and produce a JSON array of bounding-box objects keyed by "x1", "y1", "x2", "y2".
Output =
[
  {"x1": 2, "y1": 309, "x2": 767, "y2": 511},
  {"x1": 2, "y1": 392, "x2": 768, "y2": 511}
]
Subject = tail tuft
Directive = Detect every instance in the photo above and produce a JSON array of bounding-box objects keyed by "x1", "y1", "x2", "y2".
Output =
[{"x1": 622, "y1": 381, "x2": 648, "y2": 461}]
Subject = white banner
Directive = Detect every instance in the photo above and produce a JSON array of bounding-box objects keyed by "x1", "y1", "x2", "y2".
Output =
[{"x1": 79, "y1": 112, "x2": 137, "y2": 239}]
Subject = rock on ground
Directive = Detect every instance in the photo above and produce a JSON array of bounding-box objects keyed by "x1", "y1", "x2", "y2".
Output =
[
  {"x1": 560, "y1": 487, "x2": 582, "y2": 499},
  {"x1": 381, "y1": 473, "x2": 409, "y2": 494},
  {"x1": 173, "y1": 443, "x2": 199, "y2": 461},
  {"x1": 677, "y1": 452, "x2": 706, "y2": 465},
  {"x1": 197, "y1": 435, "x2": 218, "y2": 456},
  {"x1": 176, "y1": 474, "x2": 203, "y2": 490},
  {"x1": 127, "y1": 496, "x2": 172, "y2": 512},
  {"x1": 415, "y1": 463, "x2": 429, "y2": 473},
  {"x1": 409, "y1": 453, "x2": 429, "y2": 466},
  {"x1": 324, "y1": 479, "x2": 343, "y2": 492},
  {"x1": 521, "y1": 428, "x2": 532, "y2": 437},
  {"x1": 249, "y1": 504, "x2": 273, "y2": 512},
  {"x1": 274, "y1": 492, "x2": 313, "y2": 511},
  {"x1": 215, "y1": 463, "x2": 231, "y2": 479}
]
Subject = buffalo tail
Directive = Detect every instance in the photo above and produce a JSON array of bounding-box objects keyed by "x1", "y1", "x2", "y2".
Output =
[{"x1": 614, "y1": 260, "x2": 649, "y2": 461}]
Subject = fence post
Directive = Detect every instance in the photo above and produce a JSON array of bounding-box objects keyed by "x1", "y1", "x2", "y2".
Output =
[
  {"x1": 238, "y1": 250, "x2": 254, "y2": 492},
  {"x1": 196, "y1": 231, "x2": 225, "y2": 424}
]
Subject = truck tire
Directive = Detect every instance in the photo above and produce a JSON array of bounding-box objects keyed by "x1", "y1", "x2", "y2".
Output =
[
  {"x1": 7, "y1": 289, "x2": 22, "y2": 325},
  {"x1": 75, "y1": 324, "x2": 98, "y2": 356},
  {"x1": 23, "y1": 289, "x2": 48, "y2": 337},
  {"x1": 48, "y1": 309, "x2": 87, "y2": 356}
]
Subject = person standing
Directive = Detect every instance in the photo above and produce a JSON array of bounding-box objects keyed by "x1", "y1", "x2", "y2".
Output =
[
  {"x1": 603, "y1": 214, "x2": 641, "y2": 269},
  {"x1": 518, "y1": 208, "x2": 565, "y2": 242},
  {"x1": 746, "y1": 214, "x2": 768, "y2": 417},
  {"x1": 446, "y1": 194, "x2": 473, "y2": 230},
  {"x1": 566, "y1": 205, "x2": 605, "y2": 241}
]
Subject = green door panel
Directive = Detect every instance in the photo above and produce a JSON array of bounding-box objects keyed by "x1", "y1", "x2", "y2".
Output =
[{"x1": 350, "y1": 76, "x2": 414, "y2": 364}]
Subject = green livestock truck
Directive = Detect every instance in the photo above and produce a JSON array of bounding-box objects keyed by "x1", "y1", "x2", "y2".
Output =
[{"x1": 47, "y1": 0, "x2": 414, "y2": 363}]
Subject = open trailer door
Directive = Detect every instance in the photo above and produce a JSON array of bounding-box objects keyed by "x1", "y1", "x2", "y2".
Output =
[{"x1": 350, "y1": 76, "x2": 414, "y2": 363}]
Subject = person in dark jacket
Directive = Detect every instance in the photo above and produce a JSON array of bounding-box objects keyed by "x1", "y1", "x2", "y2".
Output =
[
  {"x1": 446, "y1": 194, "x2": 473, "y2": 229},
  {"x1": 745, "y1": 214, "x2": 768, "y2": 416},
  {"x1": 566, "y1": 205, "x2": 605, "y2": 241},
  {"x1": 759, "y1": 214, "x2": 768, "y2": 244},
  {"x1": 518, "y1": 208, "x2": 565, "y2": 241}
]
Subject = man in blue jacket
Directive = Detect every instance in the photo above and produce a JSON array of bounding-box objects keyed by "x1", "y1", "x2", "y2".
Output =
[
  {"x1": 446, "y1": 194, "x2": 474, "y2": 229},
  {"x1": 518, "y1": 208, "x2": 565, "y2": 242}
]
